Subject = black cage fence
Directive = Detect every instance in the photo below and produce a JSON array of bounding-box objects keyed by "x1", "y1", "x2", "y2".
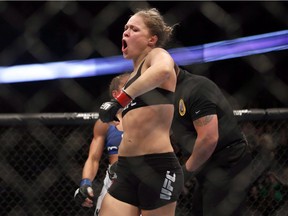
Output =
[{"x1": 0, "y1": 109, "x2": 287, "y2": 216}]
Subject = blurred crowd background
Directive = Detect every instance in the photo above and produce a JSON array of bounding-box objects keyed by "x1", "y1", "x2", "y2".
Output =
[
  {"x1": 0, "y1": 1, "x2": 287, "y2": 216},
  {"x1": 0, "y1": 1, "x2": 287, "y2": 114}
]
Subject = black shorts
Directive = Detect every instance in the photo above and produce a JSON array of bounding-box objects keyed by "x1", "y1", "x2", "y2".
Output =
[{"x1": 108, "y1": 152, "x2": 184, "y2": 210}]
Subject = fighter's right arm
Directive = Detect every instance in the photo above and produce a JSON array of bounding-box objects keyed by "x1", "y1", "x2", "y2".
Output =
[{"x1": 74, "y1": 120, "x2": 109, "y2": 208}]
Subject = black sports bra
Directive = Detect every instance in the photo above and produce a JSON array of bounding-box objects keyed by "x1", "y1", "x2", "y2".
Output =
[{"x1": 122, "y1": 61, "x2": 174, "y2": 117}]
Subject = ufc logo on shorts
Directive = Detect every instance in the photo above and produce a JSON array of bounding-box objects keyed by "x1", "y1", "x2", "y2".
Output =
[{"x1": 160, "y1": 171, "x2": 176, "y2": 200}]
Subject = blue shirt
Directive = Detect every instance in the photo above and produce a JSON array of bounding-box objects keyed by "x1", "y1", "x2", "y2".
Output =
[{"x1": 105, "y1": 125, "x2": 123, "y2": 155}]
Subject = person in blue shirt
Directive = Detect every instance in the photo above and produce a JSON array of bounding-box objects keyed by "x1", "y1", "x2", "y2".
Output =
[{"x1": 74, "y1": 73, "x2": 129, "y2": 216}]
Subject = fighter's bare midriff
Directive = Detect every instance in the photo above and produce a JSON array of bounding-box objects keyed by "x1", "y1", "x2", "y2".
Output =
[{"x1": 120, "y1": 104, "x2": 174, "y2": 156}]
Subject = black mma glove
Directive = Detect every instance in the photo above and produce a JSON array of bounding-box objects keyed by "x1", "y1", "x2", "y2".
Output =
[
  {"x1": 108, "y1": 161, "x2": 118, "y2": 180},
  {"x1": 99, "y1": 90, "x2": 132, "y2": 123},
  {"x1": 182, "y1": 164, "x2": 195, "y2": 183},
  {"x1": 74, "y1": 178, "x2": 94, "y2": 206}
]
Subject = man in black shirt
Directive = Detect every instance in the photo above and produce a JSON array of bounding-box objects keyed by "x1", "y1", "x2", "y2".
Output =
[{"x1": 171, "y1": 67, "x2": 252, "y2": 216}]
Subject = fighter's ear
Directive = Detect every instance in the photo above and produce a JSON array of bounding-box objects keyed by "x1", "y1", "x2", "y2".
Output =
[
  {"x1": 148, "y1": 35, "x2": 158, "y2": 46},
  {"x1": 111, "y1": 90, "x2": 118, "y2": 98}
]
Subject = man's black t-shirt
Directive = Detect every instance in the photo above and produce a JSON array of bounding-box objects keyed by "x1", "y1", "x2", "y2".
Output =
[{"x1": 171, "y1": 68, "x2": 245, "y2": 156}]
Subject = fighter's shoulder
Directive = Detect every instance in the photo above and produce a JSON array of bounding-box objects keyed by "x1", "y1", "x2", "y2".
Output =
[
  {"x1": 148, "y1": 48, "x2": 172, "y2": 61},
  {"x1": 150, "y1": 47, "x2": 169, "y2": 54},
  {"x1": 93, "y1": 119, "x2": 109, "y2": 135}
]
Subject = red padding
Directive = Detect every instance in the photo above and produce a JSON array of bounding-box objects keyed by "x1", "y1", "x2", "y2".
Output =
[{"x1": 116, "y1": 90, "x2": 132, "y2": 107}]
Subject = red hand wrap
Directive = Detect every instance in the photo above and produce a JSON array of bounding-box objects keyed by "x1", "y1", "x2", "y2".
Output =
[{"x1": 116, "y1": 90, "x2": 132, "y2": 107}]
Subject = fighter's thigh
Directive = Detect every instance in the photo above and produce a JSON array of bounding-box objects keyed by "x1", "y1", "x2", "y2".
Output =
[
  {"x1": 141, "y1": 201, "x2": 177, "y2": 216},
  {"x1": 99, "y1": 193, "x2": 140, "y2": 216}
]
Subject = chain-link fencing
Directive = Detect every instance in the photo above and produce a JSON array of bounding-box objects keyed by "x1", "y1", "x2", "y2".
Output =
[
  {"x1": 0, "y1": 2, "x2": 287, "y2": 216},
  {"x1": 0, "y1": 109, "x2": 287, "y2": 216}
]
